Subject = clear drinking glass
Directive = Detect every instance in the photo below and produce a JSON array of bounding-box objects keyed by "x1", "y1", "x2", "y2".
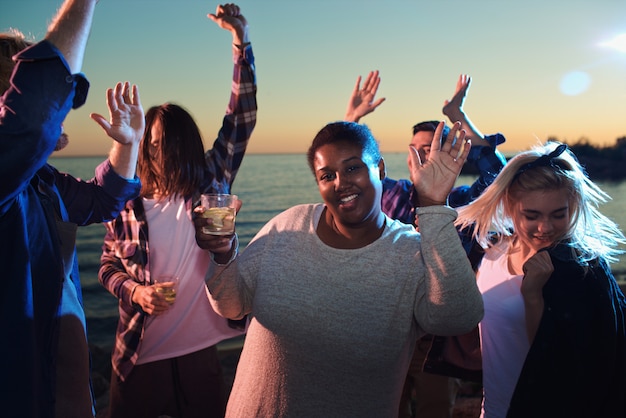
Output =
[
  {"x1": 154, "y1": 276, "x2": 179, "y2": 304},
  {"x1": 199, "y1": 194, "x2": 238, "y2": 235}
]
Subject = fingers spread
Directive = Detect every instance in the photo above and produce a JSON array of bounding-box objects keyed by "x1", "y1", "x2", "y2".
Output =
[
  {"x1": 121, "y1": 81, "x2": 131, "y2": 104},
  {"x1": 352, "y1": 75, "x2": 362, "y2": 93},
  {"x1": 89, "y1": 113, "x2": 110, "y2": 131},
  {"x1": 131, "y1": 84, "x2": 142, "y2": 106},
  {"x1": 456, "y1": 139, "x2": 472, "y2": 164},
  {"x1": 409, "y1": 145, "x2": 422, "y2": 168},
  {"x1": 431, "y1": 121, "x2": 447, "y2": 152}
]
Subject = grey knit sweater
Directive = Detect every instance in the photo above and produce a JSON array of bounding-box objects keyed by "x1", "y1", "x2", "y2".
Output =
[{"x1": 206, "y1": 203, "x2": 483, "y2": 417}]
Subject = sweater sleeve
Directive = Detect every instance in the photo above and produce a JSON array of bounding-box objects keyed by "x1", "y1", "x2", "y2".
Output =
[
  {"x1": 414, "y1": 205, "x2": 484, "y2": 335},
  {"x1": 205, "y1": 234, "x2": 254, "y2": 320}
]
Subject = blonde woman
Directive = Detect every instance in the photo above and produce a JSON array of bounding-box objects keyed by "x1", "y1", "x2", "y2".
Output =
[{"x1": 456, "y1": 141, "x2": 626, "y2": 418}]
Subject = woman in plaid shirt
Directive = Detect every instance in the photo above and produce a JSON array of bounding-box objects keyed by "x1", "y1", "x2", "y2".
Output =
[{"x1": 98, "y1": 4, "x2": 257, "y2": 417}]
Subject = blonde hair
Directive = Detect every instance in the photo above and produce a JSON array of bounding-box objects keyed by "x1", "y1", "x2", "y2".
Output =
[{"x1": 456, "y1": 141, "x2": 625, "y2": 263}]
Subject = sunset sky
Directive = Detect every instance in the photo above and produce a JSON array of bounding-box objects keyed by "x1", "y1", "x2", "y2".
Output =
[{"x1": 2, "y1": 0, "x2": 626, "y2": 156}]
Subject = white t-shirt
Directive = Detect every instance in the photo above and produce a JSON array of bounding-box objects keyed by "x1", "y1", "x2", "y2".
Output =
[
  {"x1": 136, "y1": 196, "x2": 243, "y2": 364},
  {"x1": 477, "y1": 243, "x2": 530, "y2": 418}
]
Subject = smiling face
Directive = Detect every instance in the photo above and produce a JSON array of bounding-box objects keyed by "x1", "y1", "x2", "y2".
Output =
[
  {"x1": 313, "y1": 141, "x2": 385, "y2": 230},
  {"x1": 509, "y1": 188, "x2": 571, "y2": 253}
]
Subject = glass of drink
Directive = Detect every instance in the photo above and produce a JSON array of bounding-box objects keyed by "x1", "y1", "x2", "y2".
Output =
[
  {"x1": 199, "y1": 194, "x2": 238, "y2": 235},
  {"x1": 154, "y1": 276, "x2": 179, "y2": 305}
]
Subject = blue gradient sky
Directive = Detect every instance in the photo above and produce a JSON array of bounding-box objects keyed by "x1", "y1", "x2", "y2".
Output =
[{"x1": 2, "y1": 0, "x2": 626, "y2": 156}]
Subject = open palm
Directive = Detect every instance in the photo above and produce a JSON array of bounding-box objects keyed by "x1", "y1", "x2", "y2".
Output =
[
  {"x1": 90, "y1": 82, "x2": 144, "y2": 146},
  {"x1": 409, "y1": 121, "x2": 470, "y2": 206}
]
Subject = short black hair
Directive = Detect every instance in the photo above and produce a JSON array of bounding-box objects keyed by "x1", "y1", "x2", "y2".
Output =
[
  {"x1": 307, "y1": 121, "x2": 381, "y2": 175},
  {"x1": 412, "y1": 120, "x2": 450, "y2": 139}
]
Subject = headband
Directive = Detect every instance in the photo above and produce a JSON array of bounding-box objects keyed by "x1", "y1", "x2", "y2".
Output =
[{"x1": 513, "y1": 143, "x2": 568, "y2": 181}]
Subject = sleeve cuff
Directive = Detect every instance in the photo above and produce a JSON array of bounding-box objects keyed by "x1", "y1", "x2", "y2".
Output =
[
  {"x1": 212, "y1": 234, "x2": 239, "y2": 266},
  {"x1": 233, "y1": 43, "x2": 254, "y2": 66},
  {"x1": 97, "y1": 159, "x2": 142, "y2": 199},
  {"x1": 416, "y1": 205, "x2": 458, "y2": 218},
  {"x1": 483, "y1": 133, "x2": 506, "y2": 148}
]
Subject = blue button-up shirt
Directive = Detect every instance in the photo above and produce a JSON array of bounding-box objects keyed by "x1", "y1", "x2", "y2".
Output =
[
  {"x1": 0, "y1": 40, "x2": 140, "y2": 417},
  {"x1": 381, "y1": 133, "x2": 507, "y2": 226}
]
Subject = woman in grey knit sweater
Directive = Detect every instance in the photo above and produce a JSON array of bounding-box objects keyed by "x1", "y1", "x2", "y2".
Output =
[{"x1": 195, "y1": 121, "x2": 484, "y2": 417}]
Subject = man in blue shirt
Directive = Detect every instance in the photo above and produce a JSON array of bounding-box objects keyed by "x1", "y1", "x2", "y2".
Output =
[
  {"x1": 0, "y1": 0, "x2": 144, "y2": 416},
  {"x1": 345, "y1": 71, "x2": 506, "y2": 418}
]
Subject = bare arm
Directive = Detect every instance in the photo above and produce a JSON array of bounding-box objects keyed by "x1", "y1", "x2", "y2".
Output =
[
  {"x1": 442, "y1": 74, "x2": 490, "y2": 147},
  {"x1": 44, "y1": 0, "x2": 98, "y2": 74},
  {"x1": 90, "y1": 82, "x2": 144, "y2": 179}
]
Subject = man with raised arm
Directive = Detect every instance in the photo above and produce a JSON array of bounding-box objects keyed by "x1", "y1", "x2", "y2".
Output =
[{"x1": 0, "y1": 0, "x2": 144, "y2": 416}]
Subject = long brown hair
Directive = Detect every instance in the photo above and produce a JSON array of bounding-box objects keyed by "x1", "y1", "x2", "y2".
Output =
[{"x1": 138, "y1": 103, "x2": 206, "y2": 199}]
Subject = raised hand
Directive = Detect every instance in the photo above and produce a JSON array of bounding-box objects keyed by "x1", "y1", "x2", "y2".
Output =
[
  {"x1": 409, "y1": 121, "x2": 471, "y2": 206},
  {"x1": 442, "y1": 74, "x2": 471, "y2": 124},
  {"x1": 208, "y1": 3, "x2": 249, "y2": 45},
  {"x1": 90, "y1": 82, "x2": 144, "y2": 147},
  {"x1": 344, "y1": 70, "x2": 386, "y2": 123}
]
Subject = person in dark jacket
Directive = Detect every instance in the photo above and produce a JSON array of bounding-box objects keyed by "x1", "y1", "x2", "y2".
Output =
[{"x1": 0, "y1": 1, "x2": 144, "y2": 415}]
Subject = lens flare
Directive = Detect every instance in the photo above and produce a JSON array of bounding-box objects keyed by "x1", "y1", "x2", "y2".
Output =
[
  {"x1": 600, "y1": 33, "x2": 626, "y2": 52},
  {"x1": 559, "y1": 71, "x2": 591, "y2": 96}
]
